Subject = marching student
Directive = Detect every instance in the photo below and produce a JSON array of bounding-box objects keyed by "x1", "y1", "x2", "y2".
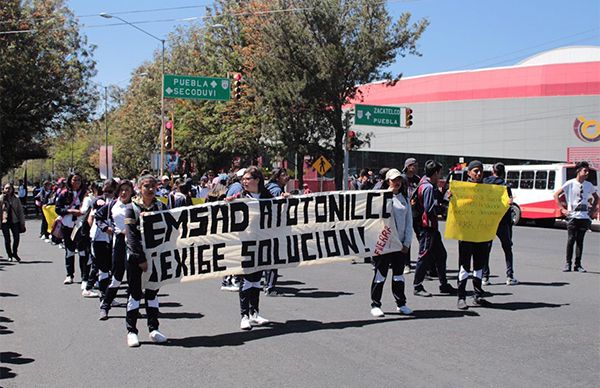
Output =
[
  {"x1": 456, "y1": 161, "x2": 490, "y2": 310},
  {"x1": 96, "y1": 180, "x2": 135, "y2": 320},
  {"x1": 124, "y1": 175, "x2": 168, "y2": 347},
  {"x1": 263, "y1": 167, "x2": 290, "y2": 296},
  {"x1": 412, "y1": 161, "x2": 457, "y2": 298},
  {"x1": 83, "y1": 179, "x2": 117, "y2": 300},
  {"x1": 230, "y1": 166, "x2": 272, "y2": 330},
  {"x1": 369, "y1": 169, "x2": 413, "y2": 317},
  {"x1": 55, "y1": 173, "x2": 90, "y2": 285}
]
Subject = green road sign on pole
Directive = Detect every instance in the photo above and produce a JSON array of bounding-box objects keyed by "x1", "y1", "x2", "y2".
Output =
[
  {"x1": 354, "y1": 104, "x2": 406, "y2": 127},
  {"x1": 163, "y1": 74, "x2": 231, "y2": 101}
]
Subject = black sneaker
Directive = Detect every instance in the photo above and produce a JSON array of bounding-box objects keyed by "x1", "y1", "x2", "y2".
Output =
[
  {"x1": 413, "y1": 287, "x2": 432, "y2": 297},
  {"x1": 457, "y1": 299, "x2": 468, "y2": 310},
  {"x1": 99, "y1": 309, "x2": 109, "y2": 321},
  {"x1": 472, "y1": 296, "x2": 491, "y2": 307},
  {"x1": 574, "y1": 266, "x2": 587, "y2": 273},
  {"x1": 562, "y1": 264, "x2": 572, "y2": 272},
  {"x1": 439, "y1": 283, "x2": 457, "y2": 295},
  {"x1": 265, "y1": 289, "x2": 281, "y2": 297}
]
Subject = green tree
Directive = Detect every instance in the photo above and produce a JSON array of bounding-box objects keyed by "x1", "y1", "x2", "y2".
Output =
[
  {"x1": 234, "y1": 0, "x2": 428, "y2": 188},
  {"x1": 0, "y1": 0, "x2": 96, "y2": 176}
]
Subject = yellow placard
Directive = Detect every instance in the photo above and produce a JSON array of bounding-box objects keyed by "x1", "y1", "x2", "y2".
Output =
[
  {"x1": 42, "y1": 205, "x2": 58, "y2": 234},
  {"x1": 444, "y1": 181, "x2": 510, "y2": 242},
  {"x1": 312, "y1": 155, "x2": 332, "y2": 176}
]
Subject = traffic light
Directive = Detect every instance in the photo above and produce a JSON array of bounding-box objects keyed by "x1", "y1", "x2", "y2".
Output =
[
  {"x1": 405, "y1": 107, "x2": 413, "y2": 127},
  {"x1": 164, "y1": 112, "x2": 174, "y2": 151},
  {"x1": 347, "y1": 130, "x2": 358, "y2": 150},
  {"x1": 232, "y1": 73, "x2": 243, "y2": 100}
]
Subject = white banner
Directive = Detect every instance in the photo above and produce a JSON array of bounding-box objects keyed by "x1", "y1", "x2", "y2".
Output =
[{"x1": 140, "y1": 190, "x2": 402, "y2": 289}]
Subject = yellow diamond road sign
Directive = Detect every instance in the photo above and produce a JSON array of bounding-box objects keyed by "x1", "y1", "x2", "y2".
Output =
[{"x1": 312, "y1": 155, "x2": 332, "y2": 176}]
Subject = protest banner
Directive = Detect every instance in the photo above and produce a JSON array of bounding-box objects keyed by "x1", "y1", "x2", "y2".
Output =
[
  {"x1": 140, "y1": 190, "x2": 402, "y2": 289},
  {"x1": 444, "y1": 181, "x2": 510, "y2": 242},
  {"x1": 42, "y1": 205, "x2": 58, "y2": 234}
]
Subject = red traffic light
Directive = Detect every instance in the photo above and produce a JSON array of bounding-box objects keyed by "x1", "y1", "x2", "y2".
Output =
[
  {"x1": 165, "y1": 120, "x2": 173, "y2": 130},
  {"x1": 233, "y1": 72, "x2": 243, "y2": 81}
]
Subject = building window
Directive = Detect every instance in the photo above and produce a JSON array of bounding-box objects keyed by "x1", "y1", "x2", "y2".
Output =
[{"x1": 520, "y1": 171, "x2": 534, "y2": 189}]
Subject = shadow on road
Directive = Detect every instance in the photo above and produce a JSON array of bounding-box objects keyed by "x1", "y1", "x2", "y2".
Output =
[
  {"x1": 481, "y1": 301, "x2": 568, "y2": 311},
  {"x1": 165, "y1": 312, "x2": 478, "y2": 348},
  {"x1": 0, "y1": 292, "x2": 18, "y2": 297},
  {"x1": 517, "y1": 281, "x2": 569, "y2": 287},
  {"x1": 0, "y1": 351, "x2": 35, "y2": 381},
  {"x1": 13, "y1": 260, "x2": 53, "y2": 264},
  {"x1": 276, "y1": 286, "x2": 353, "y2": 298}
]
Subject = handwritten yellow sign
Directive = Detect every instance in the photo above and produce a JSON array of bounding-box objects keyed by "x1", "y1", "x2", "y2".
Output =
[
  {"x1": 42, "y1": 205, "x2": 58, "y2": 234},
  {"x1": 444, "y1": 181, "x2": 510, "y2": 242}
]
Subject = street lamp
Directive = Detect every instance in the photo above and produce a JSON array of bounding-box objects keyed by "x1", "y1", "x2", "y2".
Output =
[{"x1": 100, "y1": 12, "x2": 166, "y2": 176}]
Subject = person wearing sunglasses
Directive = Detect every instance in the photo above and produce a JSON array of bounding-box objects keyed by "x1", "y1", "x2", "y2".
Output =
[{"x1": 554, "y1": 161, "x2": 598, "y2": 273}]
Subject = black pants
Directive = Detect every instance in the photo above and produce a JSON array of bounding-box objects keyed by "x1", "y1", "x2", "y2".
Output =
[
  {"x1": 239, "y1": 271, "x2": 262, "y2": 317},
  {"x1": 458, "y1": 241, "x2": 488, "y2": 300},
  {"x1": 1, "y1": 222, "x2": 20, "y2": 258},
  {"x1": 413, "y1": 228, "x2": 448, "y2": 289},
  {"x1": 92, "y1": 241, "x2": 111, "y2": 298},
  {"x1": 263, "y1": 269, "x2": 278, "y2": 292},
  {"x1": 102, "y1": 234, "x2": 127, "y2": 310},
  {"x1": 62, "y1": 225, "x2": 90, "y2": 280},
  {"x1": 566, "y1": 218, "x2": 591, "y2": 267},
  {"x1": 483, "y1": 220, "x2": 514, "y2": 279},
  {"x1": 371, "y1": 251, "x2": 407, "y2": 308},
  {"x1": 40, "y1": 213, "x2": 49, "y2": 238},
  {"x1": 126, "y1": 259, "x2": 159, "y2": 335}
]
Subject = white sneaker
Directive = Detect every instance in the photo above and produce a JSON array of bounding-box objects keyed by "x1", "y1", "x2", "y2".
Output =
[
  {"x1": 44, "y1": 238, "x2": 51, "y2": 243},
  {"x1": 82, "y1": 289, "x2": 99, "y2": 298},
  {"x1": 482, "y1": 278, "x2": 491, "y2": 286},
  {"x1": 80, "y1": 281, "x2": 87, "y2": 290},
  {"x1": 59, "y1": 243, "x2": 65, "y2": 249},
  {"x1": 370, "y1": 307, "x2": 385, "y2": 317},
  {"x1": 506, "y1": 278, "x2": 519, "y2": 286},
  {"x1": 249, "y1": 312, "x2": 269, "y2": 326},
  {"x1": 149, "y1": 330, "x2": 167, "y2": 343},
  {"x1": 63, "y1": 276, "x2": 73, "y2": 285},
  {"x1": 240, "y1": 315, "x2": 252, "y2": 330},
  {"x1": 403, "y1": 265, "x2": 411, "y2": 274},
  {"x1": 397, "y1": 305, "x2": 413, "y2": 315},
  {"x1": 220, "y1": 284, "x2": 239, "y2": 292},
  {"x1": 40, "y1": 235, "x2": 45, "y2": 240},
  {"x1": 127, "y1": 332, "x2": 140, "y2": 347}
]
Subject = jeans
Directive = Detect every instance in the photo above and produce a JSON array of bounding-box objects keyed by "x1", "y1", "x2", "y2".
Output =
[{"x1": 566, "y1": 218, "x2": 591, "y2": 267}]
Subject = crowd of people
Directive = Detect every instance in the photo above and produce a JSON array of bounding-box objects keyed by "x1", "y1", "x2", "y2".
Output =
[{"x1": 1, "y1": 158, "x2": 597, "y2": 348}]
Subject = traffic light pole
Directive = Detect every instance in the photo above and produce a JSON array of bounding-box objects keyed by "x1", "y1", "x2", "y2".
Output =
[{"x1": 160, "y1": 40, "x2": 165, "y2": 177}]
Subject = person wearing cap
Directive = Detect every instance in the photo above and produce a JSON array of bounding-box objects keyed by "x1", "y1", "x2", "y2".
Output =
[
  {"x1": 455, "y1": 160, "x2": 491, "y2": 310},
  {"x1": 157, "y1": 175, "x2": 171, "y2": 197},
  {"x1": 483, "y1": 162, "x2": 518, "y2": 285},
  {"x1": 302, "y1": 183, "x2": 312, "y2": 195},
  {"x1": 369, "y1": 168, "x2": 413, "y2": 317},
  {"x1": 412, "y1": 160, "x2": 457, "y2": 298},
  {"x1": 372, "y1": 167, "x2": 390, "y2": 190},
  {"x1": 554, "y1": 161, "x2": 598, "y2": 273}
]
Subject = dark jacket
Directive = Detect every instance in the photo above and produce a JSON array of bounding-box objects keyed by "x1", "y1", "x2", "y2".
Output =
[{"x1": 125, "y1": 197, "x2": 167, "y2": 265}]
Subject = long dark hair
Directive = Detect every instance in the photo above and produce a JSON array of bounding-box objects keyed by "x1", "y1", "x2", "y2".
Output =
[{"x1": 242, "y1": 166, "x2": 272, "y2": 198}]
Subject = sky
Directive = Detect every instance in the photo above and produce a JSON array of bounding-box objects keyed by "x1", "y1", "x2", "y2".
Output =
[{"x1": 67, "y1": 0, "x2": 600, "y2": 89}]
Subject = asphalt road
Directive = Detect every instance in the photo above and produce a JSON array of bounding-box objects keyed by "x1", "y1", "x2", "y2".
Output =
[{"x1": 1, "y1": 220, "x2": 599, "y2": 388}]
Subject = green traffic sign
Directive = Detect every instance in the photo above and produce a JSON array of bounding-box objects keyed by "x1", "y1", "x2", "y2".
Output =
[
  {"x1": 354, "y1": 104, "x2": 403, "y2": 127},
  {"x1": 163, "y1": 74, "x2": 231, "y2": 101}
]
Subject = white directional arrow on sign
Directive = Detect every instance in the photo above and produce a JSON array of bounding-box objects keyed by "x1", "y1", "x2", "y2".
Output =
[
  {"x1": 165, "y1": 87, "x2": 173, "y2": 95},
  {"x1": 210, "y1": 81, "x2": 217, "y2": 88},
  {"x1": 365, "y1": 112, "x2": 371, "y2": 120}
]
